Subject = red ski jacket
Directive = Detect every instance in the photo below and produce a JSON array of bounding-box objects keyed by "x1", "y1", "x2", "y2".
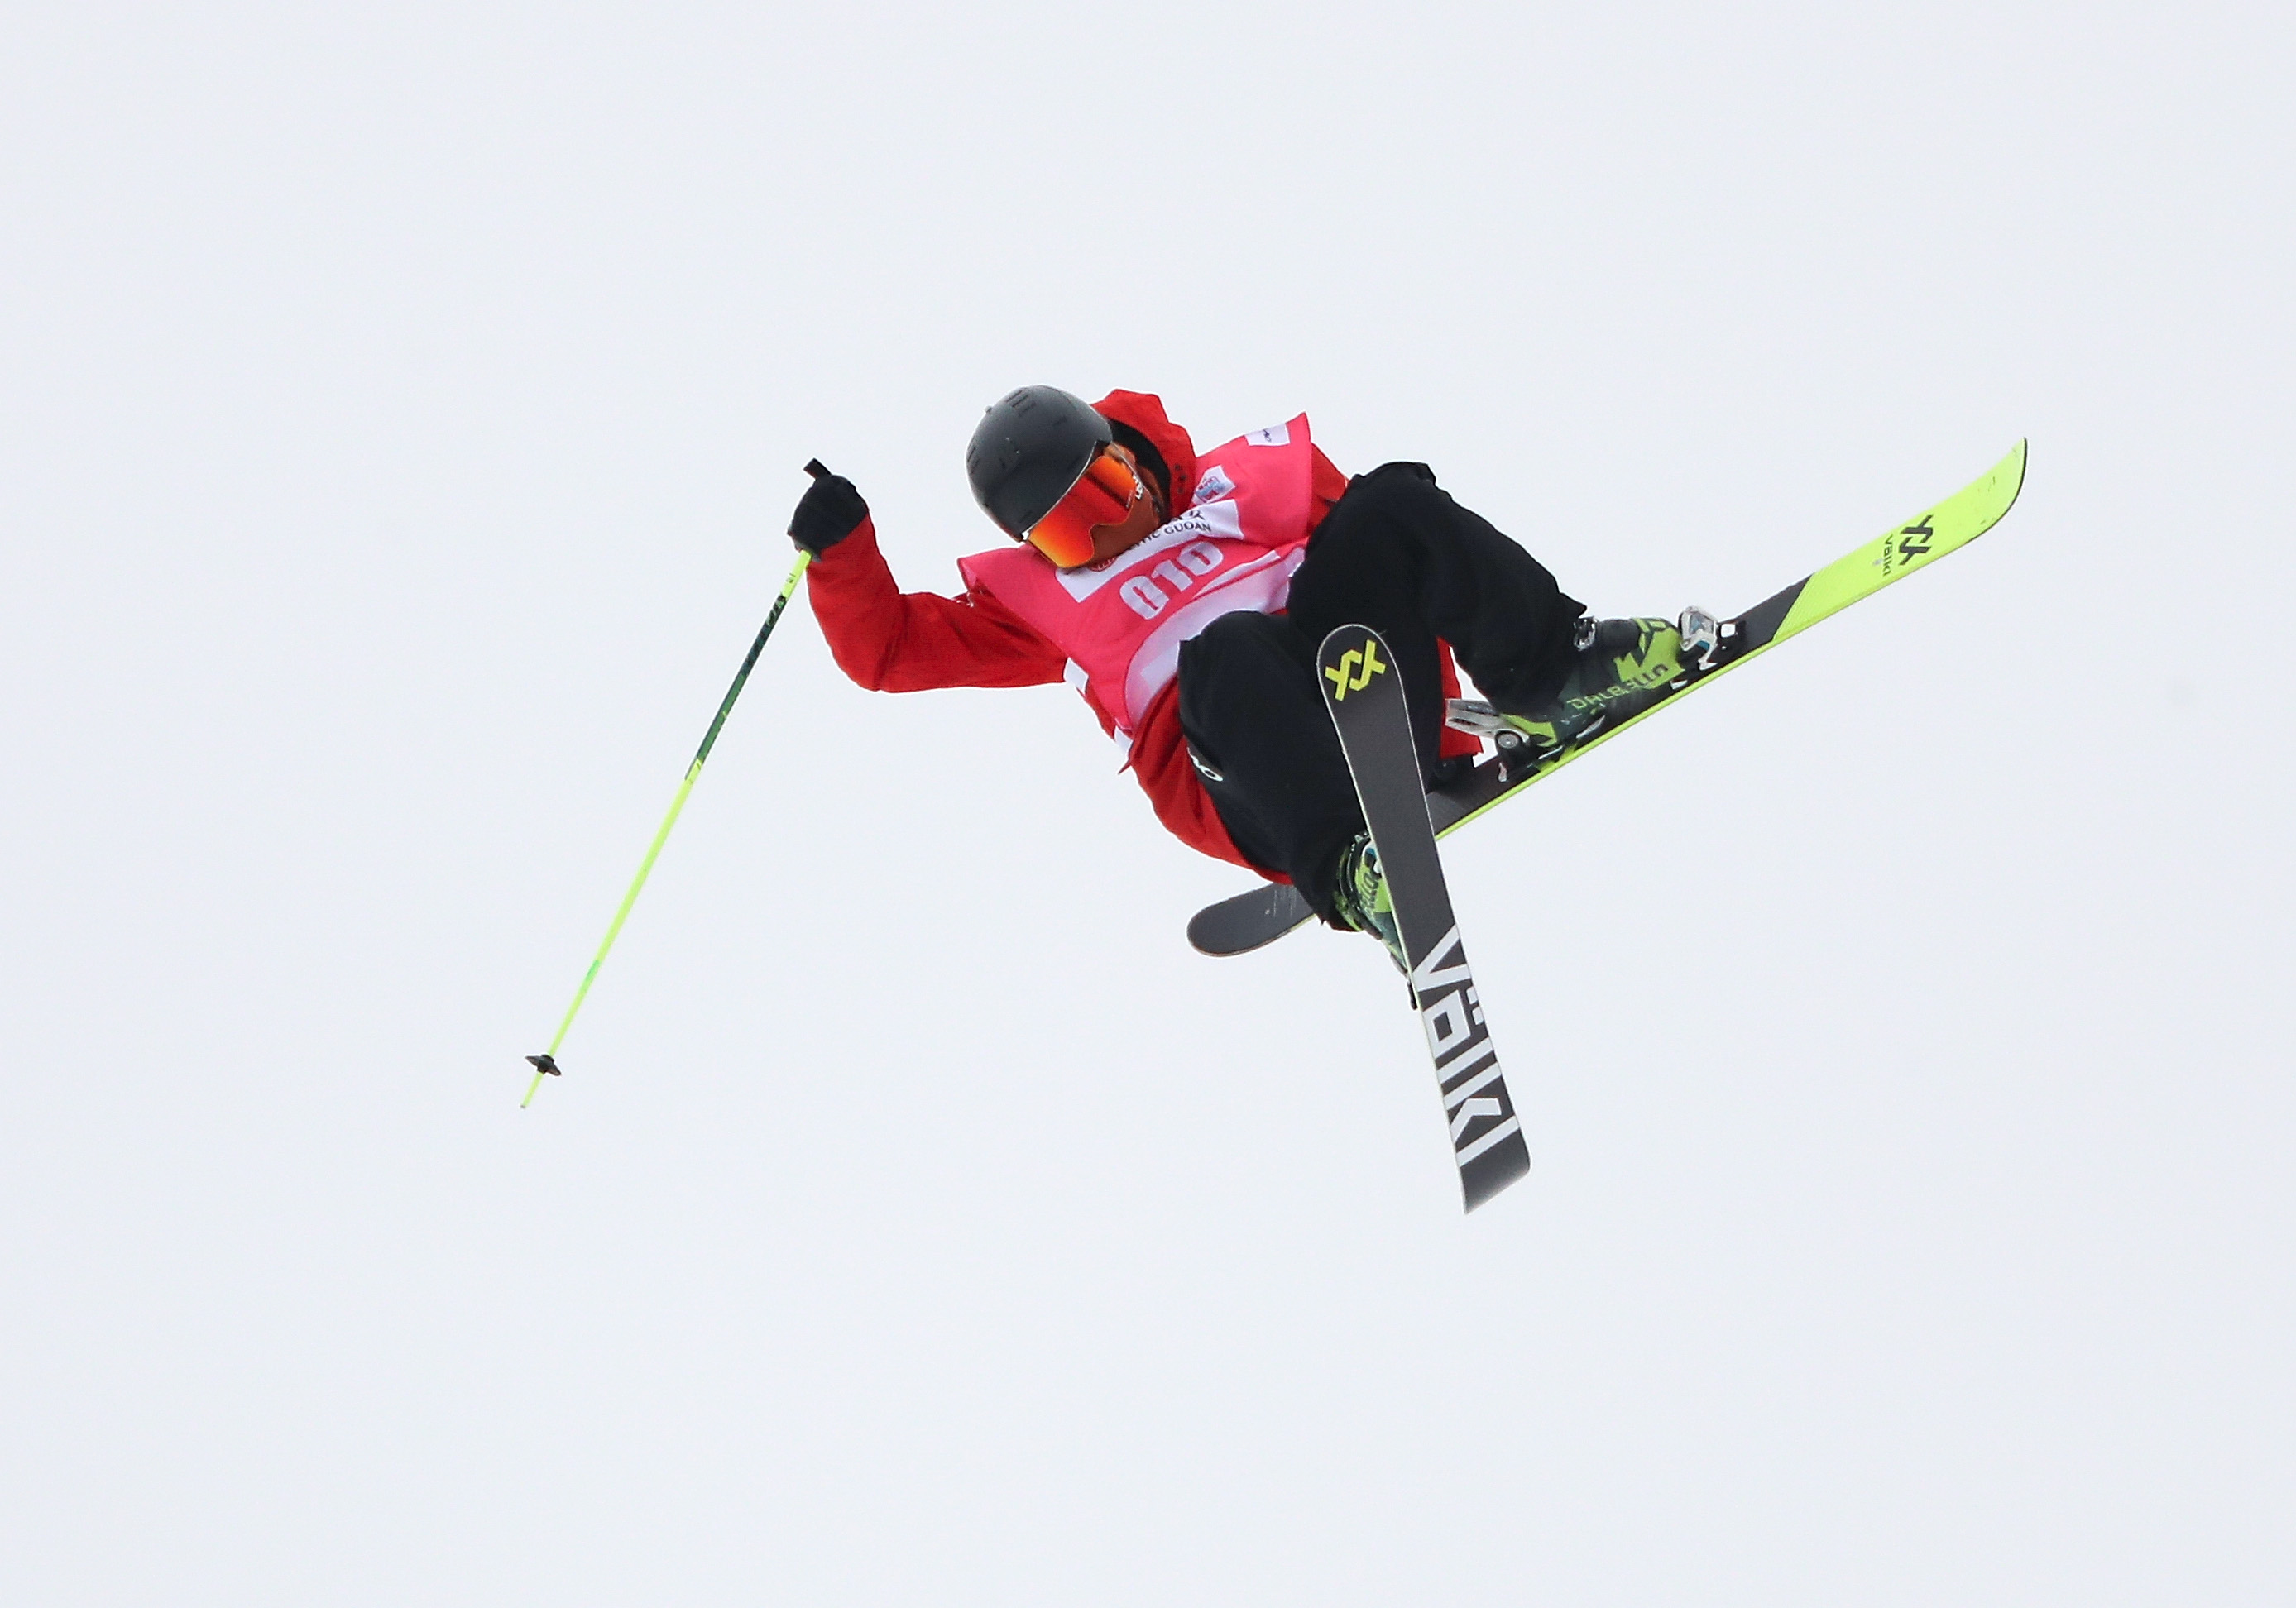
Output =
[{"x1": 804, "y1": 390, "x2": 1456, "y2": 878}]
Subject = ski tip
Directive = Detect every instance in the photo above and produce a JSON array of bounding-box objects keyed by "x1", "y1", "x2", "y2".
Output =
[
  {"x1": 1966, "y1": 439, "x2": 2029, "y2": 538},
  {"x1": 1315, "y1": 622, "x2": 1402, "y2": 711},
  {"x1": 1978, "y1": 438, "x2": 2028, "y2": 514}
]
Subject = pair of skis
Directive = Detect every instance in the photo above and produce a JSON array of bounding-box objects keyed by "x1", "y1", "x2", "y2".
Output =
[{"x1": 1293, "y1": 443, "x2": 2029, "y2": 1213}]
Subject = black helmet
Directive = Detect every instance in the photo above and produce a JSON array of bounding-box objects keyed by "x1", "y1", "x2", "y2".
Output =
[{"x1": 966, "y1": 385, "x2": 1111, "y2": 540}]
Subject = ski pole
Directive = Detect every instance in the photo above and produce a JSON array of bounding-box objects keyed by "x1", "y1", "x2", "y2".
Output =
[{"x1": 521, "y1": 462, "x2": 827, "y2": 1108}]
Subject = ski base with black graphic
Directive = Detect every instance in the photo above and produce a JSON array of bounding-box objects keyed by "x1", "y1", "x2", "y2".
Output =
[
  {"x1": 1319, "y1": 624, "x2": 1530, "y2": 1213},
  {"x1": 1191, "y1": 441, "x2": 2028, "y2": 958}
]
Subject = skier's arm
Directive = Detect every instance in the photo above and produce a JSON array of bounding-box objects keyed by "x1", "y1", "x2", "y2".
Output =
[{"x1": 805, "y1": 516, "x2": 1067, "y2": 692}]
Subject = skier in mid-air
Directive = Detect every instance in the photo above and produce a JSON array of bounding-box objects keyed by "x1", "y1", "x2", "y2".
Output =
[
  {"x1": 787, "y1": 385, "x2": 1688, "y2": 964},
  {"x1": 537, "y1": 380, "x2": 2011, "y2": 1199}
]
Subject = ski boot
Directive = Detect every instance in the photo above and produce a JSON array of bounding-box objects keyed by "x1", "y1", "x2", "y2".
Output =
[
  {"x1": 1330, "y1": 830, "x2": 1407, "y2": 973},
  {"x1": 1450, "y1": 612, "x2": 1718, "y2": 770},
  {"x1": 1445, "y1": 606, "x2": 1728, "y2": 766}
]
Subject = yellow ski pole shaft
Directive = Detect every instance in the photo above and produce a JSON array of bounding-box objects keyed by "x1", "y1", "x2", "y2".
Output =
[{"x1": 523, "y1": 470, "x2": 826, "y2": 1107}]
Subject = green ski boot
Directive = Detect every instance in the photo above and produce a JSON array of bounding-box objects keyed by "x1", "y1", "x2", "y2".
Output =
[
  {"x1": 1330, "y1": 831, "x2": 1407, "y2": 972},
  {"x1": 1497, "y1": 615, "x2": 1693, "y2": 759}
]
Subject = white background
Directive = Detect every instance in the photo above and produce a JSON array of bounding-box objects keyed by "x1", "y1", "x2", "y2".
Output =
[{"x1": 3, "y1": 2, "x2": 2290, "y2": 1602}]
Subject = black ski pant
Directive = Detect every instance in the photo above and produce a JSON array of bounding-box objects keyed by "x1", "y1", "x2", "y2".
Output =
[{"x1": 1175, "y1": 462, "x2": 1583, "y2": 920}]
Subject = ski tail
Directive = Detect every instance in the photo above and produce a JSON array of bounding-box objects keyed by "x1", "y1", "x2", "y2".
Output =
[{"x1": 1186, "y1": 881, "x2": 1312, "y2": 956}]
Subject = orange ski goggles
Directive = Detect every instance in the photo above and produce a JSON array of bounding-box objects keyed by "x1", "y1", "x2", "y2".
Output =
[{"x1": 1023, "y1": 448, "x2": 1144, "y2": 568}]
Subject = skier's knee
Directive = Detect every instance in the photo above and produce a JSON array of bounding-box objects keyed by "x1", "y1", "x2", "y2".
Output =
[
  {"x1": 1317, "y1": 462, "x2": 1452, "y2": 549},
  {"x1": 1345, "y1": 461, "x2": 1445, "y2": 515},
  {"x1": 1356, "y1": 459, "x2": 1440, "y2": 490}
]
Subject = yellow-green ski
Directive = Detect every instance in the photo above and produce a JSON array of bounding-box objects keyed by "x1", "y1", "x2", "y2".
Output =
[{"x1": 1187, "y1": 442, "x2": 2028, "y2": 956}]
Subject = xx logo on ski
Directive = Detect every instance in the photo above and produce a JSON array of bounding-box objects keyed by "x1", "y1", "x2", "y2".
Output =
[
  {"x1": 1323, "y1": 635, "x2": 1388, "y2": 701},
  {"x1": 1410, "y1": 925, "x2": 1522, "y2": 1170},
  {"x1": 1875, "y1": 514, "x2": 1939, "y2": 579}
]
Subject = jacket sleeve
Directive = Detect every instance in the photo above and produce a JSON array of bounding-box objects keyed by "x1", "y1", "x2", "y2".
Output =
[{"x1": 803, "y1": 518, "x2": 1067, "y2": 692}]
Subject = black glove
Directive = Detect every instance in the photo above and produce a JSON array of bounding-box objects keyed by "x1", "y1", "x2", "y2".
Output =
[{"x1": 789, "y1": 461, "x2": 869, "y2": 557}]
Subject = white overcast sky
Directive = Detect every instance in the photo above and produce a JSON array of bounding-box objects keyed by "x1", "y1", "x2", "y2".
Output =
[{"x1": 3, "y1": 2, "x2": 2291, "y2": 1602}]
